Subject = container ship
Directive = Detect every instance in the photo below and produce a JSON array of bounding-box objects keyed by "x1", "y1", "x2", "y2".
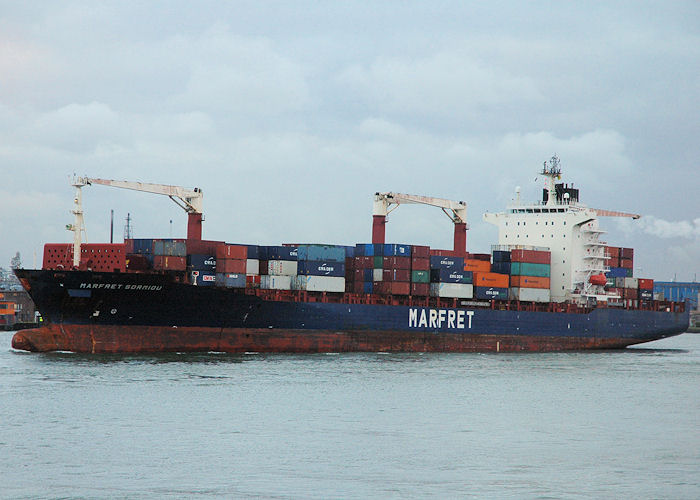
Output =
[{"x1": 12, "y1": 157, "x2": 689, "y2": 353}]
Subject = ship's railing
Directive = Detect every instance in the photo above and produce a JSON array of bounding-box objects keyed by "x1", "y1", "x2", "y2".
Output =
[{"x1": 240, "y1": 287, "x2": 685, "y2": 314}]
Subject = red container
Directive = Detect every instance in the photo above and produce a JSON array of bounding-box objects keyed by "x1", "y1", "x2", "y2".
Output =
[
  {"x1": 345, "y1": 257, "x2": 355, "y2": 271},
  {"x1": 623, "y1": 288, "x2": 638, "y2": 299},
  {"x1": 608, "y1": 288, "x2": 622, "y2": 296},
  {"x1": 354, "y1": 256, "x2": 373, "y2": 269},
  {"x1": 606, "y1": 246, "x2": 620, "y2": 258},
  {"x1": 469, "y1": 253, "x2": 491, "y2": 262},
  {"x1": 637, "y1": 278, "x2": 654, "y2": 290},
  {"x1": 430, "y1": 249, "x2": 456, "y2": 257},
  {"x1": 153, "y1": 255, "x2": 187, "y2": 271},
  {"x1": 382, "y1": 269, "x2": 411, "y2": 282},
  {"x1": 124, "y1": 239, "x2": 135, "y2": 254},
  {"x1": 511, "y1": 249, "x2": 551, "y2": 264},
  {"x1": 217, "y1": 259, "x2": 246, "y2": 274},
  {"x1": 126, "y1": 254, "x2": 151, "y2": 271},
  {"x1": 619, "y1": 258, "x2": 633, "y2": 269},
  {"x1": 187, "y1": 239, "x2": 223, "y2": 255},
  {"x1": 411, "y1": 283, "x2": 430, "y2": 296},
  {"x1": 246, "y1": 275, "x2": 261, "y2": 288},
  {"x1": 411, "y1": 257, "x2": 430, "y2": 270},
  {"x1": 411, "y1": 245, "x2": 430, "y2": 258},
  {"x1": 374, "y1": 282, "x2": 410, "y2": 295},
  {"x1": 383, "y1": 256, "x2": 410, "y2": 270},
  {"x1": 620, "y1": 247, "x2": 634, "y2": 259},
  {"x1": 216, "y1": 244, "x2": 247, "y2": 260}
]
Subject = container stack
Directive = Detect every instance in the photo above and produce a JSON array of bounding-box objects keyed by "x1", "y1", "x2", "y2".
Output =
[
  {"x1": 245, "y1": 245, "x2": 261, "y2": 288},
  {"x1": 508, "y1": 248, "x2": 551, "y2": 302},
  {"x1": 153, "y1": 239, "x2": 187, "y2": 271},
  {"x1": 292, "y1": 244, "x2": 346, "y2": 292},
  {"x1": 410, "y1": 245, "x2": 430, "y2": 296},
  {"x1": 429, "y1": 255, "x2": 473, "y2": 298},
  {"x1": 186, "y1": 253, "x2": 217, "y2": 287},
  {"x1": 605, "y1": 246, "x2": 634, "y2": 279},
  {"x1": 638, "y1": 278, "x2": 654, "y2": 302},
  {"x1": 352, "y1": 243, "x2": 381, "y2": 294},
  {"x1": 374, "y1": 244, "x2": 412, "y2": 295},
  {"x1": 259, "y1": 246, "x2": 297, "y2": 290}
]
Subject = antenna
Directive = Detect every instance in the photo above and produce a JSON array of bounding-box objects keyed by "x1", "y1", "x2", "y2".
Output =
[{"x1": 124, "y1": 213, "x2": 133, "y2": 240}]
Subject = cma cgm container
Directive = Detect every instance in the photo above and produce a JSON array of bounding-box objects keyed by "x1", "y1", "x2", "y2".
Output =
[
  {"x1": 475, "y1": 286, "x2": 508, "y2": 300},
  {"x1": 383, "y1": 244, "x2": 411, "y2": 257},
  {"x1": 430, "y1": 268, "x2": 473, "y2": 284}
]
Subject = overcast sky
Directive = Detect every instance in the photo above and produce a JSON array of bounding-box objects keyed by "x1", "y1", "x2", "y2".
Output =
[{"x1": 1, "y1": 1, "x2": 698, "y2": 281}]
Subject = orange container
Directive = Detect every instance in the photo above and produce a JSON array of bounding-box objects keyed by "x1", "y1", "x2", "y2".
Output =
[
  {"x1": 464, "y1": 259, "x2": 491, "y2": 273},
  {"x1": 473, "y1": 272, "x2": 509, "y2": 288},
  {"x1": 217, "y1": 259, "x2": 246, "y2": 273},
  {"x1": 510, "y1": 276, "x2": 550, "y2": 289}
]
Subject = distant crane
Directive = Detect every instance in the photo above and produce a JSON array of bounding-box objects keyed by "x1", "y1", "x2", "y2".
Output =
[
  {"x1": 67, "y1": 176, "x2": 204, "y2": 267},
  {"x1": 372, "y1": 192, "x2": 468, "y2": 256}
]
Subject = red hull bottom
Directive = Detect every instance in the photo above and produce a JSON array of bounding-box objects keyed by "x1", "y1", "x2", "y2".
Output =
[{"x1": 12, "y1": 324, "x2": 646, "y2": 353}]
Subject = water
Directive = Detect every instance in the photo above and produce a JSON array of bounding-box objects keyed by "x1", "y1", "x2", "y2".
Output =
[{"x1": 1, "y1": 332, "x2": 698, "y2": 499}]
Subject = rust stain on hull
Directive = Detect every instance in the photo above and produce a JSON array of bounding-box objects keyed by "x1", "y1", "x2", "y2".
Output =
[{"x1": 13, "y1": 324, "x2": 645, "y2": 354}]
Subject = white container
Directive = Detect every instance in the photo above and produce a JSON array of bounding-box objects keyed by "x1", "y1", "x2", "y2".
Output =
[
  {"x1": 267, "y1": 260, "x2": 298, "y2": 276},
  {"x1": 292, "y1": 276, "x2": 345, "y2": 292},
  {"x1": 373, "y1": 268, "x2": 383, "y2": 281},
  {"x1": 623, "y1": 277, "x2": 638, "y2": 289},
  {"x1": 509, "y1": 287, "x2": 550, "y2": 303},
  {"x1": 261, "y1": 275, "x2": 292, "y2": 290},
  {"x1": 429, "y1": 283, "x2": 473, "y2": 298},
  {"x1": 246, "y1": 259, "x2": 260, "y2": 275}
]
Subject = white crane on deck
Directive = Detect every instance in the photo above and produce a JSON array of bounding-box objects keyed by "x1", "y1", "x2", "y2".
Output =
[
  {"x1": 67, "y1": 176, "x2": 204, "y2": 267},
  {"x1": 372, "y1": 192, "x2": 469, "y2": 255}
]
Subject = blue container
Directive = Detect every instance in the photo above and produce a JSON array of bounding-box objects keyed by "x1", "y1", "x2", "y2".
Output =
[
  {"x1": 215, "y1": 273, "x2": 246, "y2": 288},
  {"x1": 363, "y1": 282, "x2": 374, "y2": 294},
  {"x1": 429, "y1": 256, "x2": 465, "y2": 269},
  {"x1": 297, "y1": 245, "x2": 346, "y2": 262},
  {"x1": 430, "y1": 268, "x2": 473, "y2": 284},
  {"x1": 246, "y1": 245, "x2": 260, "y2": 259},
  {"x1": 361, "y1": 269, "x2": 374, "y2": 281},
  {"x1": 383, "y1": 243, "x2": 412, "y2": 257},
  {"x1": 343, "y1": 246, "x2": 356, "y2": 258},
  {"x1": 154, "y1": 239, "x2": 187, "y2": 257},
  {"x1": 491, "y1": 261, "x2": 511, "y2": 275},
  {"x1": 296, "y1": 261, "x2": 345, "y2": 277},
  {"x1": 475, "y1": 286, "x2": 508, "y2": 300},
  {"x1": 132, "y1": 239, "x2": 153, "y2": 255},
  {"x1": 355, "y1": 243, "x2": 383, "y2": 257},
  {"x1": 606, "y1": 267, "x2": 628, "y2": 278},
  {"x1": 261, "y1": 246, "x2": 298, "y2": 261},
  {"x1": 187, "y1": 254, "x2": 217, "y2": 271},
  {"x1": 492, "y1": 250, "x2": 511, "y2": 262}
]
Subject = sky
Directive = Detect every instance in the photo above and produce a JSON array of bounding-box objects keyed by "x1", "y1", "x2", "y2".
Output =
[{"x1": 1, "y1": 1, "x2": 699, "y2": 281}]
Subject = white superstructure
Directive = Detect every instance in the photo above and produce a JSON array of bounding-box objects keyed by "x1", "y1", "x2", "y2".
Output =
[{"x1": 484, "y1": 156, "x2": 636, "y2": 303}]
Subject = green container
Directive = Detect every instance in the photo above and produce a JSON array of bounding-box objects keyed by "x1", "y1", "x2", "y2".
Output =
[
  {"x1": 373, "y1": 256, "x2": 383, "y2": 269},
  {"x1": 411, "y1": 270, "x2": 430, "y2": 283},
  {"x1": 606, "y1": 277, "x2": 616, "y2": 288},
  {"x1": 625, "y1": 268, "x2": 633, "y2": 277},
  {"x1": 510, "y1": 262, "x2": 550, "y2": 277}
]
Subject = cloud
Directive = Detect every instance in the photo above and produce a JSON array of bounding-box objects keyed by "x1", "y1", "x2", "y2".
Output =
[
  {"x1": 636, "y1": 216, "x2": 700, "y2": 240},
  {"x1": 337, "y1": 52, "x2": 543, "y2": 118}
]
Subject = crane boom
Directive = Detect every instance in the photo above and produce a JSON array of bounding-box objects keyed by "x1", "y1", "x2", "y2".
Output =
[
  {"x1": 592, "y1": 208, "x2": 640, "y2": 219},
  {"x1": 371, "y1": 192, "x2": 469, "y2": 255},
  {"x1": 374, "y1": 192, "x2": 467, "y2": 223},
  {"x1": 80, "y1": 177, "x2": 203, "y2": 214}
]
